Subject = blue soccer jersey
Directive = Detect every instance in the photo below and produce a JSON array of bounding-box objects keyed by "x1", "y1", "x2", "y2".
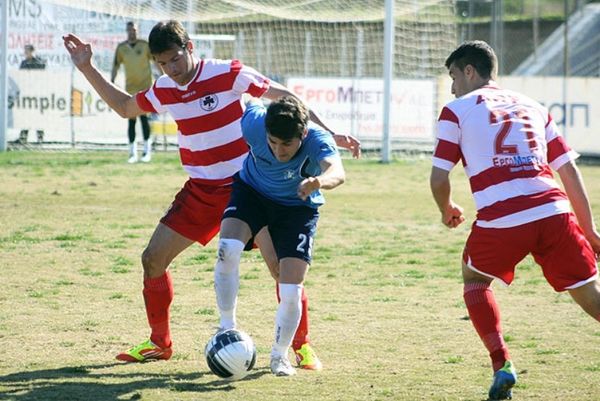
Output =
[{"x1": 239, "y1": 102, "x2": 340, "y2": 208}]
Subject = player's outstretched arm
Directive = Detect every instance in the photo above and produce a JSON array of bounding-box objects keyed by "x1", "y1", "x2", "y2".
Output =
[
  {"x1": 297, "y1": 157, "x2": 345, "y2": 201},
  {"x1": 332, "y1": 133, "x2": 361, "y2": 159},
  {"x1": 263, "y1": 82, "x2": 361, "y2": 158},
  {"x1": 63, "y1": 34, "x2": 144, "y2": 119},
  {"x1": 430, "y1": 166, "x2": 465, "y2": 228},
  {"x1": 557, "y1": 161, "x2": 600, "y2": 256}
]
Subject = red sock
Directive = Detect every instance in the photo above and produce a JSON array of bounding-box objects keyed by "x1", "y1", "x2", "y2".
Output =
[
  {"x1": 463, "y1": 282, "x2": 510, "y2": 372},
  {"x1": 276, "y1": 284, "x2": 310, "y2": 350},
  {"x1": 143, "y1": 271, "x2": 174, "y2": 348}
]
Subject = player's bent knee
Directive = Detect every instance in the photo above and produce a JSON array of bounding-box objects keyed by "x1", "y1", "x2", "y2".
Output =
[
  {"x1": 278, "y1": 283, "x2": 303, "y2": 305},
  {"x1": 141, "y1": 247, "x2": 163, "y2": 274},
  {"x1": 216, "y1": 238, "x2": 245, "y2": 272},
  {"x1": 141, "y1": 247, "x2": 154, "y2": 269}
]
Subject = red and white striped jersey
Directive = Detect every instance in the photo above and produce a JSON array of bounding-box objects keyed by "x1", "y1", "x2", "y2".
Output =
[
  {"x1": 136, "y1": 58, "x2": 270, "y2": 186},
  {"x1": 433, "y1": 84, "x2": 578, "y2": 228}
]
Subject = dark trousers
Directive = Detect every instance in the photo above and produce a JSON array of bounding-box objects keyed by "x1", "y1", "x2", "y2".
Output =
[{"x1": 128, "y1": 115, "x2": 150, "y2": 144}]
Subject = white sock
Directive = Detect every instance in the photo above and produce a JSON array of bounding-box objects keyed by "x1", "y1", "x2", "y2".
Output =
[
  {"x1": 143, "y1": 139, "x2": 151, "y2": 155},
  {"x1": 271, "y1": 283, "x2": 302, "y2": 358},
  {"x1": 214, "y1": 238, "x2": 244, "y2": 330},
  {"x1": 129, "y1": 142, "x2": 136, "y2": 156}
]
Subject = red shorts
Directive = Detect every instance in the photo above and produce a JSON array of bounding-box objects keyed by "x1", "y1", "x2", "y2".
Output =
[
  {"x1": 463, "y1": 213, "x2": 598, "y2": 291},
  {"x1": 160, "y1": 179, "x2": 232, "y2": 245}
]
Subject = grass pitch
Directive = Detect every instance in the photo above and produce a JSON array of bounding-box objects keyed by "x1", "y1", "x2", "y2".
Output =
[{"x1": 1, "y1": 151, "x2": 599, "y2": 401}]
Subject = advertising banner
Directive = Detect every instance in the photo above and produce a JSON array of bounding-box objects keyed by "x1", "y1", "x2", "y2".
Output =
[{"x1": 288, "y1": 77, "x2": 436, "y2": 142}]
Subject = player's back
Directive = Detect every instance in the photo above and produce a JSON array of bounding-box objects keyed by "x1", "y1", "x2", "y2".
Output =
[
  {"x1": 436, "y1": 85, "x2": 573, "y2": 228},
  {"x1": 449, "y1": 86, "x2": 549, "y2": 176}
]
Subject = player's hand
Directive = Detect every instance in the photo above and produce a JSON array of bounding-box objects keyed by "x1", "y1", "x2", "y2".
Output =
[
  {"x1": 585, "y1": 230, "x2": 600, "y2": 261},
  {"x1": 63, "y1": 34, "x2": 93, "y2": 70},
  {"x1": 442, "y1": 201, "x2": 465, "y2": 228},
  {"x1": 333, "y1": 133, "x2": 361, "y2": 159},
  {"x1": 297, "y1": 177, "x2": 320, "y2": 201}
]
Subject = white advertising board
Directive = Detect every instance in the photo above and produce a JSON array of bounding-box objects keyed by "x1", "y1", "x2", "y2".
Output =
[
  {"x1": 287, "y1": 77, "x2": 436, "y2": 141},
  {"x1": 8, "y1": 69, "x2": 126, "y2": 143},
  {"x1": 6, "y1": 0, "x2": 150, "y2": 71},
  {"x1": 8, "y1": 69, "x2": 598, "y2": 152}
]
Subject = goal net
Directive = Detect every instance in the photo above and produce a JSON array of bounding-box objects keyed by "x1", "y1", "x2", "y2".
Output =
[{"x1": 3, "y1": 0, "x2": 457, "y2": 152}]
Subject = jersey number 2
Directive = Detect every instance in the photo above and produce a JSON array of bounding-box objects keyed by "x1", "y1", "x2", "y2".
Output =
[
  {"x1": 296, "y1": 233, "x2": 313, "y2": 256},
  {"x1": 490, "y1": 109, "x2": 537, "y2": 155}
]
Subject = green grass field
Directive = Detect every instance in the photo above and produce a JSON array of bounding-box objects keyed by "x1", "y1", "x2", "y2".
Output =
[{"x1": 1, "y1": 151, "x2": 600, "y2": 401}]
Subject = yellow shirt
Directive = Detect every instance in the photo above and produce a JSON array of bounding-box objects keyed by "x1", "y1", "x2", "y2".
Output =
[{"x1": 113, "y1": 40, "x2": 153, "y2": 94}]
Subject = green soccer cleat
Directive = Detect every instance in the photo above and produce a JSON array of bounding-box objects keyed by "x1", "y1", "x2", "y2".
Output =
[
  {"x1": 116, "y1": 339, "x2": 172, "y2": 362},
  {"x1": 488, "y1": 360, "x2": 517, "y2": 400},
  {"x1": 294, "y1": 343, "x2": 323, "y2": 370}
]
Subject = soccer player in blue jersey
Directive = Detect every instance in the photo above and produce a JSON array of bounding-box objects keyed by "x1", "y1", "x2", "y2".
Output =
[{"x1": 212, "y1": 95, "x2": 346, "y2": 376}]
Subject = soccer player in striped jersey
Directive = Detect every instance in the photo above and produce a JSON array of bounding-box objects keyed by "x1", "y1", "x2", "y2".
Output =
[
  {"x1": 430, "y1": 41, "x2": 600, "y2": 400},
  {"x1": 63, "y1": 20, "x2": 360, "y2": 367},
  {"x1": 214, "y1": 96, "x2": 345, "y2": 376}
]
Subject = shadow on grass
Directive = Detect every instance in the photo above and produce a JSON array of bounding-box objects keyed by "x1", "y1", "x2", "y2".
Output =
[{"x1": 0, "y1": 362, "x2": 270, "y2": 401}]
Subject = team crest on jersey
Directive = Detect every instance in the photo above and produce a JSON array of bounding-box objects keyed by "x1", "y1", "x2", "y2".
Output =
[
  {"x1": 283, "y1": 169, "x2": 296, "y2": 180},
  {"x1": 200, "y1": 94, "x2": 219, "y2": 111}
]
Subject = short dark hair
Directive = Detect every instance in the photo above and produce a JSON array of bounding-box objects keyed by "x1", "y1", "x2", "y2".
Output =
[
  {"x1": 24, "y1": 44, "x2": 34, "y2": 52},
  {"x1": 126, "y1": 21, "x2": 135, "y2": 28},
  {"x1": 265, "y1": 96, "x2": 309, "y2": 141},
  {"x1": 148, "y1": 20, "x2": 189, "y2": 55},
  {"x1": 445, "y1": 40, "x2": 497, "y2": 79}
]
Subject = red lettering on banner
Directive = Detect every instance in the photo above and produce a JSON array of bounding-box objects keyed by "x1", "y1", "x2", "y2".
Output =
[
  {"x1": 306, "y1": 88, "x2": 334, "y2": 103},
  {"x1": 9, "y1": 33, "x2": 53, "y2": 50},
  {"x1": 292, "y1": 85, "x2": 305, "y2": 98},
  {"x1": 325, "y1": 90, "x2": 335, "y2": 102},
  {"x1": 84, "y1": 35, "x2": 122, "y2": 51}
]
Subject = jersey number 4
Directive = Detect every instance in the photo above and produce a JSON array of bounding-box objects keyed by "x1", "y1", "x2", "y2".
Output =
[{"x1": 490, "y1": 109, "x2": 537, "y2": 155}]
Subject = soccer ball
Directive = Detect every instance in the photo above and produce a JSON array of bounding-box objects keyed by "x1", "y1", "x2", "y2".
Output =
[{"x1": 204, "y1": 329, "x2": 257, "y2": 381}]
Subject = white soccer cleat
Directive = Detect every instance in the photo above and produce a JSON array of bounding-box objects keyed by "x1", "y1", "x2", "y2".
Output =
[
  {"x1": 270, "y1": 355, "x2": 296, "y2": 376},
  {"x1": 141, "y1": 153, "x2": 151, "y2": 163},
  {"x1": 128, "y1": 153, "x2": 138, "y2": 164}
]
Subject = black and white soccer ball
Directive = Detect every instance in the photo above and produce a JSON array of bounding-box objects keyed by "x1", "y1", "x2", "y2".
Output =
[{"x1": 204, "y1": 329, "x2": 257, "y2": 381}]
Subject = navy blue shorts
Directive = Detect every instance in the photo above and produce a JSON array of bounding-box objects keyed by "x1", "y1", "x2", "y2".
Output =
[{"x1": 223, "y1": 177, "x2": 319, "y2": 264}]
